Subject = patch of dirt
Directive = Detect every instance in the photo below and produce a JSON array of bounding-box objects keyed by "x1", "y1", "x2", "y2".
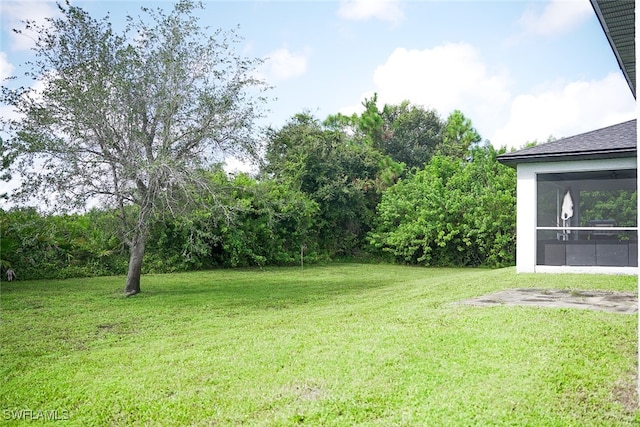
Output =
[
  {"x1": 296, "y1": 386, "x2": 323, "y2": 401},
  {"x1": 285, "y1": 383, "x2": 324, "y2": 401},
  {"x1": 454, "y1": 289, "x2": 637, "y2": 314},
  {"x1": 613, "y1": 372, "x2": 640, "y2": 414}
]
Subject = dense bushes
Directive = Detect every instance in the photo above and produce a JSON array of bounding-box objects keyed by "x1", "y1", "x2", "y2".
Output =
[
  {"x1": 143, "y1": 173, "x2": 319, "y2": 270},
  {"x1": 1, "y1": 172, "x2": 320, "y2": 279},
  {"x1": 0, "y1": 208, "x2": 128, "y2": 279},
  {"x1": 2, "y1": 145, "x2": 516, "y2": 281},
  {"x1": 368, "y1": 144, "x2": 516, "y2": 267},
  {"x1": 2, "y1": 105, "x2": 519, "y2": 280}
]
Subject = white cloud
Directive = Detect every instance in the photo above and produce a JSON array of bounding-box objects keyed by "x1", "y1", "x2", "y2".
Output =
[
  {"x1": 0, "y1": 51, "x2": 14, "y2": 81},
  {"x1": 263, "y1": 47, "x2": 310, "y2": 81},
  {"x1": 366, "y1": 42, "x2": 511, "y2": 136},
  {"x1": 1, "y1": 1, "x2": 58, "y2": 51},
  {"x1": 344, "y1": 42, "x2": 635, "y2": 151},
  {"x1": 518, "y1": 0, "x2": 592, "y2": 37},
  {"x1": 491, "y1": 72, "x2": 636, "y2": 148},
  {"x1": 337, "y1": 0, "x2": 404, "y2": 25}
]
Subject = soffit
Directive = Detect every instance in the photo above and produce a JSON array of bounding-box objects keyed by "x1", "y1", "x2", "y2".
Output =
[{"x1": 590, "y1": 0, "x2": 635, "y2": 98}]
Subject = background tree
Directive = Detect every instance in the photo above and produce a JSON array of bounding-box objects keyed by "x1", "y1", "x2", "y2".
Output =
[
  {"x1": 437, "y1": 110, "x2": 481, "y2": 159},
  {"x1": 348, "y1": 96, "x2": 445, "y2": 170},
  {"x1": 1, "y1": 0, "x2": 269, "y2": 295},
  {"x1": 357, "y1": 94, "x2": 385, "y2": 149},
  {"x1": 380, "y1": 101, "x2": 444, "y2": 170},
  {"x1": 368, "y1": 143, "x2": 516, "y2": 267},
  {"x1": 263, "y1": 113, "x2": 403, "y2": 257},
  {"x1": 137, "y1": 169, "x2": 319, "y2": 271}
]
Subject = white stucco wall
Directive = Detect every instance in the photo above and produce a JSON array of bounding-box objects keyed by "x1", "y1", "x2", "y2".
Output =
[{"x1": 515, "y1": 157, "x2": 637, "y2": 274}]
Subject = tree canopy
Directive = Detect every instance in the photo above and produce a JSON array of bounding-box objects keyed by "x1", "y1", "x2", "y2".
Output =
[
  {"x1": 369, "y1": 144, "x2": 516, "y2": 267},
  {"x1": 1, "y1": 2, "x2": 520, "y2": 284},
  {"x1": 262, "y1": 113, "x2": 403, "y2": 256},
  {"x1": 437, "y1": 110, "x2": 482, "y2": 159},
  {"x1": 1, "y1": 0, "x2": 269, "y2": 295}
]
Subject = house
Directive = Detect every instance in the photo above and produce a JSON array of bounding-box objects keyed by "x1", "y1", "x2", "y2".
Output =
[
  {"x1": 496, "y1": 0, "x2": 637, "y2": 275},
  {"x1": 497, "y1": 120, "x2": 637, "y2": 274}
]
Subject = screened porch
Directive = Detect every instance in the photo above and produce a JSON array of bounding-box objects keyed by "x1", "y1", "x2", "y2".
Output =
[{"x1": 536, "y1": 169, "x2": 637, "y2": 267}]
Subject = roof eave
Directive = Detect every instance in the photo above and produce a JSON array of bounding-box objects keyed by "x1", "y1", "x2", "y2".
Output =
[
  {"x1": 498, "y1": 148, "x2": 637, "y2": 167},
  {"x1": 589, "y1": 0, "x2": 636, "y2": 99}
]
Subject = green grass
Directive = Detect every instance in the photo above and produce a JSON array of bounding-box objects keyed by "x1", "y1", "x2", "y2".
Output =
[{"x1": 1, "y1": 264, "x2": 638, "y2": 426}]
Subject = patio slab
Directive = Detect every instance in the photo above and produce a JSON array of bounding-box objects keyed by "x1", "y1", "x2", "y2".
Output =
[{"x1": 454, "y1": 288, "x2": 638, "y2": 314}]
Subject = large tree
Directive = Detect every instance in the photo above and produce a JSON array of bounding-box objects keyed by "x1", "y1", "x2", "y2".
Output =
[
  {"x1": 380, "y1": 101, "x2": 443, "y2": 170},
  {"x1": 1, "y1": 0, "x2": 269, "y2": 295},
  {"x1": 347, "y1": 95, "x2": 445, "y2": 170},
  {"x1": 263, "y1": 113, "x2": 403, "y2": 256},
  {"x1": 437, "y1": 109, "x2": 481, "y2": 159}
]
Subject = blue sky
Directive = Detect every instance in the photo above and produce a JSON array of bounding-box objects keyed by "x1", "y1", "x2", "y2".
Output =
[{"x1": 1, "y1": 0, "x2": 636, "y2": 152}]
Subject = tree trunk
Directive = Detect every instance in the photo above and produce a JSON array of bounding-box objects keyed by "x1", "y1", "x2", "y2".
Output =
[{"x1": 124, "y1": 235, "x2": 146, "y2": 296}]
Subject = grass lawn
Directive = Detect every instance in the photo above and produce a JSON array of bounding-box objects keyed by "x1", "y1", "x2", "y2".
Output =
[{"x1": 1, "y1": 264, "x2": 638, "y2": 426}]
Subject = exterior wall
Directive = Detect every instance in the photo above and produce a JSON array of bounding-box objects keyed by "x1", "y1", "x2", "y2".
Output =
[
  {"x1": 515, "y1": 157, "x2": 637, "y2": 274},
  {"x1": 515, "y1": 163, "x2": 537, "y2": 273}
]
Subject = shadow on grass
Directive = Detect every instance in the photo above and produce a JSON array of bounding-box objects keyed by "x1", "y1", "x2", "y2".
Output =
[
  {"x1": 2, "y1": 264, "x2": 502, "y2": 316},
  {"x1": 129, "y1": 267, "x2": 400, "y2": 311}
]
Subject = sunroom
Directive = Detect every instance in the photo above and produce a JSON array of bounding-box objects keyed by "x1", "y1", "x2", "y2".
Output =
[{"x1": 498, "y1": 119, "x2": 637, "y2": 274}]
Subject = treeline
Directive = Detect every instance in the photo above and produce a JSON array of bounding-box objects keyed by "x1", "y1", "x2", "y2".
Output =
[{"x1": 1, "y1": 98, "x2": 516, "y2": 280}]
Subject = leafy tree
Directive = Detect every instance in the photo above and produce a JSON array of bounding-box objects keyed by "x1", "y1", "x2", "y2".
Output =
[
  {"x1": 346, "y1": 95, "x2": 445, "y2": 170},
  {"x1": 264, "y1": 113, "x2": 403, "y2": 256},
  {"x1": 437, "y1": 110, "x2": 481, "y2": 159},
  {"x1": 145, "y1": 170, "x2": 319, "y2": 269},
  {"x1": 358, "y1": 94, "x2": 386, "y2": 149},
  {"x1": 0, "y1": 137, "x2": 12, "y2": 200},
  {"x1": 380, "y1": 101, "x2": 444, "y2": 170},
  {"x1": 213, "y1": 174, "x2": 319, "y2": 267},
  {"x1": 2, "y1": 1, "x2": 269, "y2": 295},
  {"x1": 369, "y1": 143, "x2": 516, "y2": 267}
]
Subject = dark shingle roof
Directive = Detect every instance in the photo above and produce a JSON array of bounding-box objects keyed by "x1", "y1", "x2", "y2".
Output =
[{"x1": 497, "y1": 119, "x2": 637, "y2": 166}]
